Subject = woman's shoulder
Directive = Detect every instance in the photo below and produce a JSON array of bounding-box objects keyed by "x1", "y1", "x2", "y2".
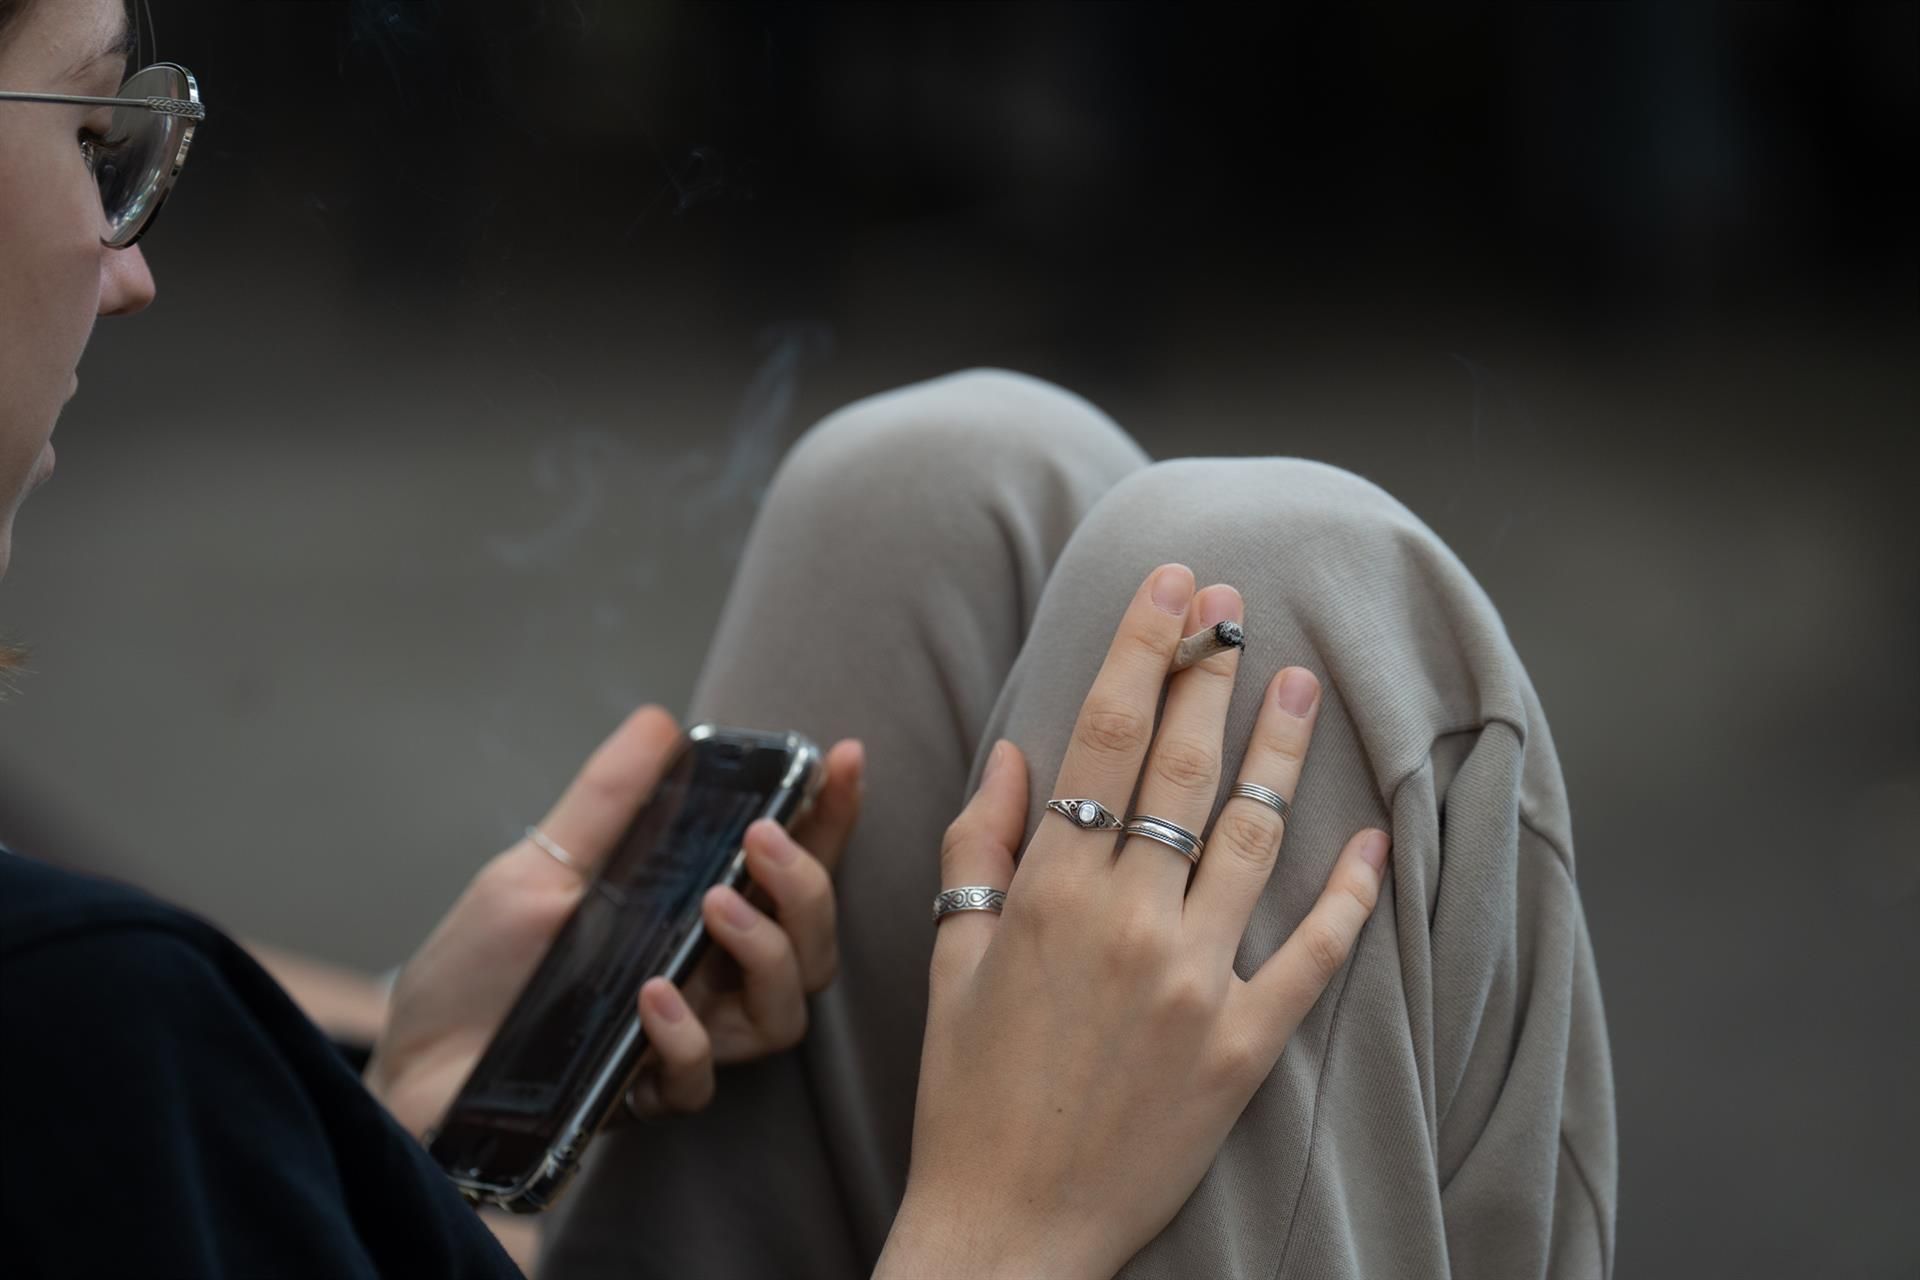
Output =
[
  {"x1": 0, "y1": 849, "x2": 520, "y2": 1277},
  {"x1": 0, "y1": 844, "x2": 227, "y2": 966},
  {"x1": 0, "y1": 846, "x2": 332, "y2": 1076},
  {"x1": 0, "y1": 846, "x2": 279, "y2": 1051}
]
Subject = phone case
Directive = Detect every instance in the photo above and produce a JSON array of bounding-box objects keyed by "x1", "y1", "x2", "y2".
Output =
[{"x1": 435, "y1": 724, "x2": 825, "y2": 1212}]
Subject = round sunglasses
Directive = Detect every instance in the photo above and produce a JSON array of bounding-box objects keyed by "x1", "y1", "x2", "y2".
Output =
[{"x1": 0, "y1": 63, "x2": 204, "y2": 249}]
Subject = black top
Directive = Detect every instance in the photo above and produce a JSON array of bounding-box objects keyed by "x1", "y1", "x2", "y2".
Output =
[{"x1": 0, "y1": 847, "x2": 521, "y2": 1279}]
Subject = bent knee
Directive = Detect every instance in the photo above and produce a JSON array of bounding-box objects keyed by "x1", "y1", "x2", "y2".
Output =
[
  {"x1": 767, "y1": 368, "x2": 1144, "y2": 514},
  {"x1": 1094, "y1": 456, "x2": 1438, "y2": 561}
]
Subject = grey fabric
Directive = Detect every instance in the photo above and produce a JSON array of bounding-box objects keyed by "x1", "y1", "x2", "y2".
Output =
[{"x1": 541, "y1": 369, "x2": 1616, "y2": 1279}]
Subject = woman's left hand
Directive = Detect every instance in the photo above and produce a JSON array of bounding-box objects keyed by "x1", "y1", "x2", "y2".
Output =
[{"x1": 364, "y1": 705, "x2": 863, "y2": 1139}]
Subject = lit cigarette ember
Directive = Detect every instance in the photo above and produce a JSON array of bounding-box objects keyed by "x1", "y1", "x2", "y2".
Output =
[{"x1": 1170, "y1": 620, "x2": 1246, "y2": 672}]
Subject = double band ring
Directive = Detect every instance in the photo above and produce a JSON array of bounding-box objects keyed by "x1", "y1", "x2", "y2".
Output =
[
  {"x1": 1046, "y1": 798, "x2": 1124, "y2": 831},
  {"x1": 932, "y1": 885, "x2": 1007, "y2": 923},
  {"x1": 1229, "y1": 781, "x2": 1293, "y2": 822},
  {"x1": 1123, "y1": 814, "x2": 1205, "y2": 865}
]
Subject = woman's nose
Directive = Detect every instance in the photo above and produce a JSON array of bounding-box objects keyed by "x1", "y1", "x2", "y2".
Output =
[{"x1": 100, "y1": 245, "x2": 157, "y2": 317}]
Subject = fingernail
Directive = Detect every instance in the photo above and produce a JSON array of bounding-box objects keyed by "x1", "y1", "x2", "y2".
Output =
[
  {"x1": 1150, "y1": 564, "x2": 1195, "y2": 615},
  {"x1": 1195, "y1": 584, "x2": 1243, "y2": 628},
  {"x1": 1358, "y1": 829, "x2": 1391, "y2": 873},
  {"x1": 1277, "y1": 667, "x2": 1319, "y2": 717},
  {"x1": 756, "y1": 820, "x2": 798, "y2": 865},
  {"x1": 716, "y1": 887, "x2": 758, "y2": 930},
  {"x1": 649, "y1": 983, "x2": 688, "y2": 1022}
]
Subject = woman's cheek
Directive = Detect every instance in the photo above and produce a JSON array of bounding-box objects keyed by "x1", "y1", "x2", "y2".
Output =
[{"x1": 0, "y1": 142, "x2": 105, "y2": 542}]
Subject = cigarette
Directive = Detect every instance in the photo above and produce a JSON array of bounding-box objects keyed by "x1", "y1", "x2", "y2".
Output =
[{"x1": 1170, "y1": 620, "x2": 1245, "y2": 672}]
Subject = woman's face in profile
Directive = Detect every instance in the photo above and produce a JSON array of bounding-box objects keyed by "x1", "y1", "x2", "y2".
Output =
[{"x1": 0, "y1": 0, "x2": 156, "y2": 577}]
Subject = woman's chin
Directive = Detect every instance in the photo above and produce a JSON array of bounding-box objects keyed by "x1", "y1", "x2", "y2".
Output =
[{"x1": 33, "y1": 440, "x2": 55, "y2": 487}]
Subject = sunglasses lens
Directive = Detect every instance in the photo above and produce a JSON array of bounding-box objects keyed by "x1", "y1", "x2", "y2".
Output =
[{"x1": 97, "y1": 65, "x2": 192, "y2": 246}]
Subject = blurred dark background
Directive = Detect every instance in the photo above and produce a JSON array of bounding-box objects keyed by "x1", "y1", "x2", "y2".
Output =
[{"x1": 2, "y1": 1, "x2": 1915, "y2": 1275}]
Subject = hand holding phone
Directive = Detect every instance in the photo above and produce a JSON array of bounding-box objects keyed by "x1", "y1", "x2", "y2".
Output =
[{"x1": 362, "y1": 708, "x2": 862, "y2": 1171}]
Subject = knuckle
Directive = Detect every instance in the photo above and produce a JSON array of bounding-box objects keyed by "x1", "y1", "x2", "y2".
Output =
[
  {"x1": 1155, "y1": 971, "x2": 1217, "y2": 1024},
  {"x1": 1210, "y1": 1025, "x2": 1267, "y2": 1088},
  {"x1": 662, "y1": 1019, "x2": 712, "y2": 1075},
  {"x1": 1302, "y1": 919, "x2": 1352, "y2": 984},
  {"x1": 1105, "y1": 904, "x2": 1175, "y2": 971},
  {"x1": 939, "y1": 819, "x2": 978, "y2": 873},
  {"x1": 1258, "y1": 722, "x2": 1310, "y2": 768},
  {"x1": 1119, "y1": 624, "x2": 1174, "y2": 668},
  {"x1": 1337, "y1": 866, "x2": 1380, "y2": 916},
  {"x1": 1214, "y1": 806, "x2": 1280, "y2": 869},
  {"x1": 1078, "y1": 700, "x2": 1152, "y2": 761},
  {"x1": 1148, "y1": 734, "x2": 1219, "y2": 791},
  {"x1": 1266, "y1": 737, "x2": 1308, "y2": 771},
  {"x1": 1002, "y1": 874, "x2": 1067, "y2": 935},
  {"x1": 735, "y1": 915, "x2": 795, "y2": 974},
  {"x1": 775, "y1": 1001, "x2": 810, "y2": 1050},
  {"x1": 795, "y1": 863, "x2": 837, "y2": 921}
]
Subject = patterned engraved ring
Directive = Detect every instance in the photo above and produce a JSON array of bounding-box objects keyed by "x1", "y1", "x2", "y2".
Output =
[{"x1": 931, "y1": 885, "x2": 1009, "y2": 924}]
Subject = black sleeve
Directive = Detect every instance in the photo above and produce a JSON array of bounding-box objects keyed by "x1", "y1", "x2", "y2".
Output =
[{"x1": 0, "y1": 925, "x2": 519, "y2": 1280}]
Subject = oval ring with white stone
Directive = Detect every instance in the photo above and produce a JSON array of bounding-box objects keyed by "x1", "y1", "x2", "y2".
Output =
[{"x1": 1045, "y1": 797, "x2": 1124, "y2": 831}]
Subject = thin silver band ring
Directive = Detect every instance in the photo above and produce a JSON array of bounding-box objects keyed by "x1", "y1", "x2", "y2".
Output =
[
  {"x1": 525, "y1": 825, "x2": 585, "y2": 875},
  {"x1": 1228, "y1": 782, "x2": 1294, "y2": 822},
  {"x1": 932, "y1": 885, "x2": 1008, "y2": 922},
  {"x1": 1123, "y1": 814, "x2": 1205, "y2": 865}
]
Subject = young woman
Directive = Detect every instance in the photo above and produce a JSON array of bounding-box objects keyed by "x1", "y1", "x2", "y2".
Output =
[{"x1": 0, "y1": 2, "x2": 1612, "y2": 1277}]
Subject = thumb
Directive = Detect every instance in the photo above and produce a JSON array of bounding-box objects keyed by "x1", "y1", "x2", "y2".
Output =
[{"x1": 931, "y1": 739, "x2": 1029, "y2": 986}]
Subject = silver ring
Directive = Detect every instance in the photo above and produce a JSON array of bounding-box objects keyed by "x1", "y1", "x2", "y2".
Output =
[
  {"x1": 525, "y1": 825, "x2": 585, "y2": 875},
  {"x1": 1046, "y1": 798, "x2": 1124, "y2": 831},
  {"x1": 1122, "y1": 814, "x2": 1205, "y2": 865},
  {"x1": 1228, "y1": 782, "x2": 1293, "y2": 822},
  {"x1": 932, "y1": 885, "x2": 1007, "y2": 922}
]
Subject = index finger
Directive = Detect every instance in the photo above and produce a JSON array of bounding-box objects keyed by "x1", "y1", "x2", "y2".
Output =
[
  {"x1": 1029, "y1": 564, "x2": 1195, "y2": 877},
  {"x1": 534, "y1": 705, "x2": 682, "y2": 877}
]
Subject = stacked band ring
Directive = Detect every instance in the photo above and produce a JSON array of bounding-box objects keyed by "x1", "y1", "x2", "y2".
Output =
[
  {"x1": 932, "y1": 886, "x2": 1008, "y2": 922},
  {"x1": 1122, "y1": 814, "x2": 1205, "y2": 864},
  {"x1": 1228, "y1": 781, "x2": 1293, "y2": 821}
]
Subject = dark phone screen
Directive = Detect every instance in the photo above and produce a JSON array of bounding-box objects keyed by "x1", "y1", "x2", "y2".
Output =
[{"x1": 433, "y1": 734, "x2": 792, "y2": 1167}]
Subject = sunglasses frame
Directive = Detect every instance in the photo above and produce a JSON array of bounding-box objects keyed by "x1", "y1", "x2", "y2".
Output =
[{"x1": 0, "y1": 62, "x2": 204, "y2": 248}]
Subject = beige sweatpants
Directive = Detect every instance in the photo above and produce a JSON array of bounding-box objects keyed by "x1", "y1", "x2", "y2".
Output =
[{"x1": 542, "y1": 370, "x2": 1617, "y2": 1279}]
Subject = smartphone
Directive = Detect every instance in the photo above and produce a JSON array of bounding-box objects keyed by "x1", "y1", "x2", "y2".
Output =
[{"x1": 427, "y1": 724, "x2": 824, "y2": 1212}]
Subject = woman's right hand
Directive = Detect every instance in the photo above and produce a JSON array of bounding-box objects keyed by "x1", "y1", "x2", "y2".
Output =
[{"x1": 874, "y1": 564, "x2": 1392, "y2": 1280}]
